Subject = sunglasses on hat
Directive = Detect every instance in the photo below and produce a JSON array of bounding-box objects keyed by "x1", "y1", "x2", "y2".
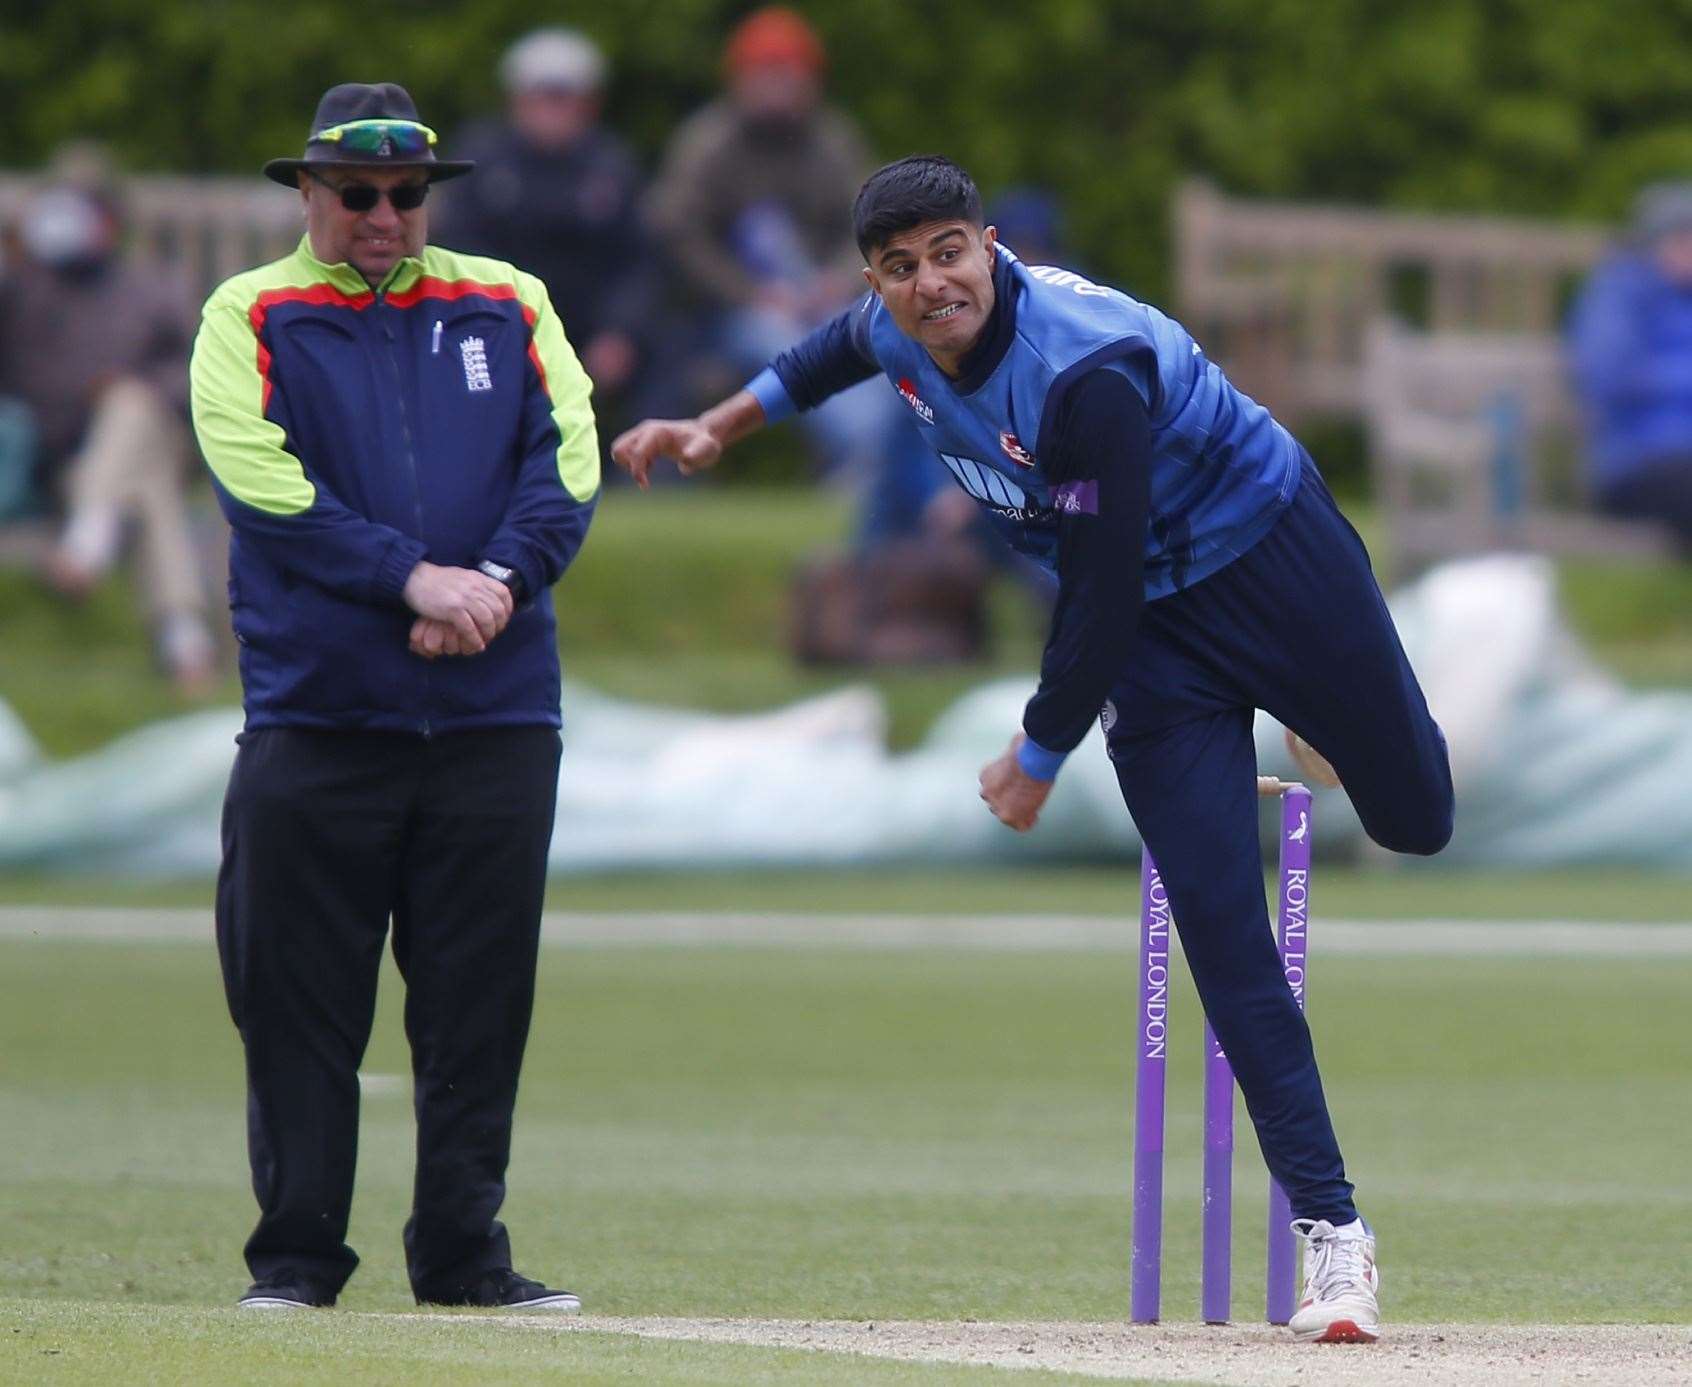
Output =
[
  {"x1": 311, "y1": 117, "x2": 439, "y2": 157},
  {"x1": 306, "y1": 168, "x2": 430, "y2": 213}
]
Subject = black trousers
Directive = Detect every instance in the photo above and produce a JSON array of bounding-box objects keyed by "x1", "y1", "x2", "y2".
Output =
[{"x1": 215, "y1": 725, "x2": 561, "y2": 1300}]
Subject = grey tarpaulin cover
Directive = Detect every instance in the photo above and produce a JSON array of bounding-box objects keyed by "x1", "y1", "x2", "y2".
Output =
[{"x1": 2, "y1": 556, "x2": 1689, "y2": 873}]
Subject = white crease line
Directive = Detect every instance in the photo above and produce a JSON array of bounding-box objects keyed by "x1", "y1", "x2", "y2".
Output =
[{"x1": 1, "y1": 908, "x2": 1690, "y2": 955}]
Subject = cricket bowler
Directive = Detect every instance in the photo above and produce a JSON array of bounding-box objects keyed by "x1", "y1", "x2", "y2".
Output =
[{"x1": 613, "y1": 155, "x2": 1456, "y2": 1343}]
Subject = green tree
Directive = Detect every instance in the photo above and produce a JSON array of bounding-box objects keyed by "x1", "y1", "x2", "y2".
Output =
[{"x1": 6, "y1": 0, "x2": 1692, "y2": 297}]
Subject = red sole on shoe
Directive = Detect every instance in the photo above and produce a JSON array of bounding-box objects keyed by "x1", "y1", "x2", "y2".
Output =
[{"x1": 1316, "y1": 1320, "x2": 1379, "y2": 1344}]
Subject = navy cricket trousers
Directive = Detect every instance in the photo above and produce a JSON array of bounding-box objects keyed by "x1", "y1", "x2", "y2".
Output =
[
  {"x1": 1104, "y1": 458, "x2": 1453, "y2": 1224},
  {"x1": 216, "y1": 725, "x2": 561, "y2": 1301}
]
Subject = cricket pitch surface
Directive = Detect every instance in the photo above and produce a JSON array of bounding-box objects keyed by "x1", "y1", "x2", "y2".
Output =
[{"x1": 478, "y1": 1315, "x2": 1692, "y2": 1385}]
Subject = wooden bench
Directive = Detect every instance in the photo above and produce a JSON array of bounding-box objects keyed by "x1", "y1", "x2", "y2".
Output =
[
  {"x1": 1174, "y1": 181, "x2": 1677, "y2": 569},
  {"x1": 1174, "y1": 178, "x2": 1611, "y2": 424},
  {"x1": 1363, "y1": 319, "x2": 1676, "y2": 576}
]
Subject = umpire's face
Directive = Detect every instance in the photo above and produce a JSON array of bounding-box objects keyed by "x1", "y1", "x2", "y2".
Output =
[{"x1": 300, "y1": 167, "x2": 429, "y2": 287}]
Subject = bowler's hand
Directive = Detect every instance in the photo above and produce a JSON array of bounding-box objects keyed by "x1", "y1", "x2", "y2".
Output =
[
  {"x1": 979, "y1": 733, "x2": 1053, "y2": 833},
  {"x1": 610, "y1": 418, "x2": 723, "y2": 490},
  {"x1": 402, "y1": 562, "x2": 513, "y2": 654}
]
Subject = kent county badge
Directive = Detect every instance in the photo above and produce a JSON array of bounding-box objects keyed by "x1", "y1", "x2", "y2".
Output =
[{"x1": 999, "y1": 432, "x2": 1035, "y2": 467}]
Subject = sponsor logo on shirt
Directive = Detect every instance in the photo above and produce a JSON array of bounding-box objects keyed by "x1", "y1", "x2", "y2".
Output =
[
  {"x1": 897, "y1": 377, "x2": 935, "y2": 425},
  {"x1": 937, "y1": 450, "x2": 1054, "y2": 523},
  {"x1": 999, "y1": 432, "x2": 1036, "y2": 467},
  {"x1": 1053, "y1": 479, "x2": 1099, "y2": 515}
]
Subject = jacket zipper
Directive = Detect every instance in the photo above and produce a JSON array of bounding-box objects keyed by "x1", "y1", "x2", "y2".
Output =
[{"x1": 376, "y1": 291, "x2": 433, "y2": 738}]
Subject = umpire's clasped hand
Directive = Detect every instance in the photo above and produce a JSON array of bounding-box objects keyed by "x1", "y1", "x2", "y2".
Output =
[{"x1": 402, "y1": 560, "x2": 515, "y2": 659}]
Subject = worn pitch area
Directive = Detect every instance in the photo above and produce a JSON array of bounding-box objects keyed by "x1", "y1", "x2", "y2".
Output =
[{"x1": 468, "y1": 1316, "x2": 1691, "y2": 1386}]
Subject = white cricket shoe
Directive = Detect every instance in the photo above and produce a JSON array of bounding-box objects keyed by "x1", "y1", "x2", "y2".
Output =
[
  {"x1": 1284, "y1": 729, "x2": 1342, "y2": 789},
  {"x1": 1287, "y1": 1217, "x2": 1380, "y2": 1343}
]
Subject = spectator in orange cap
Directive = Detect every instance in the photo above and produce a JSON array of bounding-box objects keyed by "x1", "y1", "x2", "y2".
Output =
[
  {"x1": 646, "y1": 5, "x2": 908, "y2": 491},
  {"x1": 722, "y1": 5, "x2": 828, "y2": 120}
]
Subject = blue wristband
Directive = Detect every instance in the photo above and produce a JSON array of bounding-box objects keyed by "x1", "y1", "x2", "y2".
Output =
[
  {"x1": 1016, "y1": 735, "x2": 1067, "y2": 782},
  {"x1": 746, "y1": 368, "x2": 797, "y2": 423}
]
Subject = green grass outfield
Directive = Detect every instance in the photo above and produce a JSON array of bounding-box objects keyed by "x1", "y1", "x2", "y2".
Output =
[
  {"x1": 5, "y1": 1301, "x2": 1132, "y2": 1387},
  {"x1": 0, "y1": 930, "x2": 1686, "y2": 1384}
]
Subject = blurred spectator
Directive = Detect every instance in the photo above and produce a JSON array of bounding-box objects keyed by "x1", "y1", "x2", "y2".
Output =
[
  {"x1": 646, "y1": 5, "x2": 900, "y2": 485},
  {"x1": 0, "y1": 145, "x2": 215, "y2": 692},
  {"x1": 435, "y1": 28, "x2": 656, "y2": 451},
  {"x1": 1567, "y1": 182, "x2": 1692, "y2": 552},
  {"x1": 986, "y1": 186, "x2": 1069, "y2": 269}
]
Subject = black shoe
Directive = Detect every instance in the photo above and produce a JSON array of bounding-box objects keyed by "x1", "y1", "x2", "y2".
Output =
[
  {"x1": 417, "y1": 1267, "x2": 581, "y2": 1312},
  {"x1": 238, "y1": 1269, "x2": 333, "y2": 1310}
]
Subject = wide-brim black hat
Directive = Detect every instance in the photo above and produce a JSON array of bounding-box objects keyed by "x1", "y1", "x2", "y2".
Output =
[{"x1": 263, "y1": 82, "x2": 473, "y2": 187}]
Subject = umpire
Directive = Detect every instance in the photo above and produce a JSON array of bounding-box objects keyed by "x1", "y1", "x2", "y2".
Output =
[{"x1": 189, "y1": 83, "x2": 599, "y2": 1311}]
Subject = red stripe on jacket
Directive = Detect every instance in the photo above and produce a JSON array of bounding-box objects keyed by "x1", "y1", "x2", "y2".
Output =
[
  {"x1": 385, "y1": 277, "x2": 520, "y2": 309},
  {"x1": 245, "y1": 277, "x2": 524, "y2": 413},
  {"x1": 248, "y1": 282, "x2": 375, "y2": 414}
]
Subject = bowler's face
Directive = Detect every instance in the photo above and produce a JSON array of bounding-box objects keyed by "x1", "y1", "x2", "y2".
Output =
[
  {"x1": 300, "y1": 168, "x2": 428, "y2": 287},
  {"x1": 864, "y1": 220, "x2": 998, "y2": 377}
]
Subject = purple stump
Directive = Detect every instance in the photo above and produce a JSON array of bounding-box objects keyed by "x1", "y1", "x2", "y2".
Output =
[
  {"x1": 1265, "y1": 784, "x2": 1313, "y2": 1325},
  {"x1": 1201, "y1": 1017, "x2": 1234, "y2": 1322},
  {"x1": 1131, "y1": 846, "x2": 1171, "y2": 1323}
]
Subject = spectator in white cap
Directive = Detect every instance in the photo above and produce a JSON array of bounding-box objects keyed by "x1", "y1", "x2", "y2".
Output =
[
  {"x1": 437, "y1": 27, "x2": 656, "y2": 456},
  {"x1": 502, "y1": 26, "x2": 606, "y2": 97}
]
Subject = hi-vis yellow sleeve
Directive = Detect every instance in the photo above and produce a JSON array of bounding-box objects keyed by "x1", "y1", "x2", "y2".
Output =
[
  {"x1": 190, "y1": 291, "x2": 317, "y2": 515},
  {"x1": 515, "y1": 270, "x2": 601, "y2": 503}
]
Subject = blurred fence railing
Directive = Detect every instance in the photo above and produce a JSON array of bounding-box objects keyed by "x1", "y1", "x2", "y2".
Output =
[
  {"x1": 0, "y1": 171, "x2": 300, "y2": 303},
  {"x1": 2, "y1": 170, "x2": 1671, "y2": 573},
  {"x1": 3, "y1": 168, "x2": 1615, "y2": 410}
]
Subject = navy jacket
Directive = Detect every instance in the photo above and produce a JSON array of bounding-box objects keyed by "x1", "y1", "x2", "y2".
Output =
[{"x1": 190, "y1": 239, "x2": 599, "y2": 734}]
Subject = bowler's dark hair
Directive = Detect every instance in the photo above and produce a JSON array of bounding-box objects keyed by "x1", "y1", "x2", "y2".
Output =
[{"x1": 853, "y1": 155, "x2": 983, "y2": 259}]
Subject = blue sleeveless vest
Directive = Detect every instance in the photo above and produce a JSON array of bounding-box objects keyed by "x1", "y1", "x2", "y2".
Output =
[{"x1": 865, "y1": 246, "x2": 1302, "y2": 597}]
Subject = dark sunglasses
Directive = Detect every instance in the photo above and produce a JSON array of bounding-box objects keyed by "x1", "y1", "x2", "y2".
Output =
[{"x1": 307, "y1": 169, "x2": 429, "y2": 213}]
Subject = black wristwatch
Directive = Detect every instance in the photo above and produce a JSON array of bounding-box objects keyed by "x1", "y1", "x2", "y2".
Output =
[{"x1": 476, "y1": 559, "x2": 525, "y2": 599}]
